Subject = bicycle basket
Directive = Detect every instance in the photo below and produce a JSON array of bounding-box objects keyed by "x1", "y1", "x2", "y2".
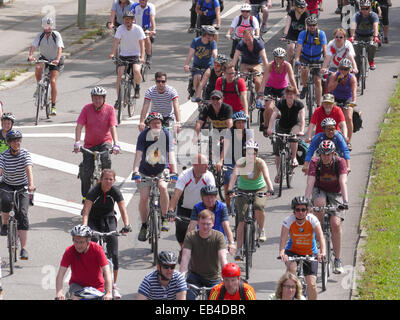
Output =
[
  {"x1": 352, "y1": 107, "x2": 363, "y2": 133},
  {"x1": 296, "y1": 140, "x2": 309, "y2": 165}
]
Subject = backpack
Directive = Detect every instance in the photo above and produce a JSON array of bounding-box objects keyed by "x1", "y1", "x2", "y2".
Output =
[
  {"x1": 352, "y1": 107, "x2": 363, "y2": 133},
  {"x1": 236, "y1": 15, "x2": 254, "y2": 28},
  {"x1": 217, "y1": 279, "x2": 247, "y2": 300},
  {"x1": 221, "y1": 76, "x2": 240, "y2": 97},
  {"x1": 200, "y1": 0, "x2": 224, "y2": 13},
  {"x1": 38, "y1": 31, "x2": 58, "y2": 47}
]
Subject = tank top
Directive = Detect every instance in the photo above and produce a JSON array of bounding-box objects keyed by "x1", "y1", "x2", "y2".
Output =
[
  {"x1": 237, "y1": 157, "x2": 267, "y2": 190},
  {"x1": 266, "y1": 61, "x2": 288, "y2": 90},
  {"x1": 332, "y1": 72, "x2": 353, "y2": 100}
]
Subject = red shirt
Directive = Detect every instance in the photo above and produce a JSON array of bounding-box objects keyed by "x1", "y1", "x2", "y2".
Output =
[
  {"x1": 310, "y1": 106, "x2": 345, "y2": 135},
  {"x1": 60, "y1": 241, "x2": 109, "y2": 292},
  {"x1": 308, "y1": 156, "x2": 347, "y2": 193},
  {"x1": 215, "y1": 76, "x2": 247, "y2": 112}
]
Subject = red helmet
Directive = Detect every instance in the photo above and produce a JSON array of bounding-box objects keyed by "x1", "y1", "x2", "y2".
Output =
[{"x1": 222, "y1": 263, "x2": 241, "y2": 278}]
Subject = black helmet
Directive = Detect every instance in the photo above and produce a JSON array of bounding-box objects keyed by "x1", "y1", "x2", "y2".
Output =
[
  {"x1": 291, "y1": 196, "x2": 310, "y2": 210},
  {"x1": 202, "y1": 25, "x2": 217, "y2": 36},
  {"x1": 158, "y1": 251, "x2": 178, "y2": 265},
  {"x1": 6, "y1": 130, "x2": 22, "y2": 143},
  {"x1": 200, "y1": 185, "x2": 218, "y2": 196},
  {"x1": 294, "y1": 0, "x2": 307, "y2": 8},
  {"x1": 123, "y1": 11, "x2": 135, "y2": 19}
]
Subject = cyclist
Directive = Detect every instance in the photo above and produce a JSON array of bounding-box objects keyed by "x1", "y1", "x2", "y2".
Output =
[
  {"x1": 327, "y1": 58, "x2": 357, "y2": 149},
  {"x1": 188, "y1": 0, "x2": 198, "y2": 33},
  {"x1": 0, "y1": 113, "x2": 16, "y2": 154},
  {"x1": 260, "y1": 47, "x2": 298, "y2": 133},
  {"x1": 184, "y1": 25, "x2": 218, "y2": 103},
  {"x1": 295, "y1": 16, "x2": 327, "y2": 107},
  {"x1": 200, "y1": 54, "x2": 227, "y2": 101},
  {"x1": 279, "y1": 196, "x2": 325, "y2": 300},
  {"x1": 226, "y1": 3, "x2": 260, "y2": 59},
  {"x1": 179, "y1": 209, "x2": 227, "y2": 300},
  {"x1": 28, "y1": 17, "x2": 64, "y2": 116},
  {"x1": 349, "y1": 0, "x2": 380, "y2": 71},
  {"x1": 209, "y1": 262, "x2": 256, "y2": 300},
  {"x1": 305, "y1": 0, "x2": 323, "y2": 16},
  {"x1": 139, "y1": 71, "x2": 181, "y2": 133},
  {"x1": 227, "y1": 140, "x2": 274, "y2": 260},
  {"x1": 232, "y1": 29, "x2": 268, "y2": 96},
  {"x1": 187, "y1": 186, "x2": 235, "y2": 255},
  {"x1": 302, "y1": 118, "x2": 350, "y2": 175},
  {"x1": 130, "y1": 0, "x2": 156, "y2": 64},
  {"x1": 109, "y1": 11, "x2": 146, "y2": 100},
  {"x1": 306, "y1": 93, "x2": 347, "y2": 143},
  {"x1": 281, "y1": 0, "x2": 310, "y2": 64},
  {"x1": 268, "y1": 272, "x2": 306, "y2": 300},
  {"x1": 74, "y1": 86, "x2": 120, "y2": 203},
  {"x1": 335, "y1": 0, "x2": 360, "y2": 14},
  {"x1": 137, "y1": 251, "x2": 187, "y2": 300},
  {"x1": 109, "y1": 0, "x2": 133, "y2": 30},
  {"x1": 81, "y1": 169, "x2": 132, "y2": 299},
  {"x1": 196, "y1": 0, "x2": 222, "y2": 37},
  {"x1": 0, "y1": 130, "x2": 35, "y2": 260},
  {"x1": 376, "y1": 0, "x2": 392, "y2": 43},
  {"x1": 55, "y1": 225, "x2": 113, "y2": 300},
  {"x1": 247, "y1": 0, "x2": 272, "y2": 34},
  {"x1": 167, "y1": 154, "x2": 215, "y2": 252},
  {"x1": 266, "y1": 86, "x2": 305, "y2": 181},
  {"x1": 215, "y1": 61, "x2": 248, "y2": 116},
  {"x1": 132, "y1": 112, "x2": 178, "y2": 240},
  {"x1": 305, "y1": 140, "x2": 349, "y2": 274}
]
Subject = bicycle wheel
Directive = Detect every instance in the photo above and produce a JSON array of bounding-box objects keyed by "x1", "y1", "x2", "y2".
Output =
[
  {"x1": 244, "y1": 222, "x2": 252, "y2": 280},
  {"x1": 127, "y1": 81, "x2": 135, "y2": 118},
  {"x1": 321, "y1": 257, "x2": 328, "y2": 291},
  {"x1": 44, "y1": 82, "x2": 51, "y2": 119},
  {"x1": 151, "y1": 211, "x2": 159, "y2": 266},
  {"x1": 286, "y1": 151, "x2": 294, "y2": 189},
  {"x1": 35, "y1": 85, "x2": 43, "y2": 125},
  {"x1": 8, "y1": 218, "x2": 17, "y2": 275},
  {"x1": 362, "y1": 54, "x2": 368, "y2": 93},
  {"x1": 217, "y1": 171, "x2": 225, "y2": 202},
  {"x1": 278, "y1": 152, "x2": 285, "y2": 197},
  {"x1": 117, "y1": 81, "x2": 125, "y2": 124},
  {"x1": 247, "y1": 87, "x2": 256, "y2": 123}
]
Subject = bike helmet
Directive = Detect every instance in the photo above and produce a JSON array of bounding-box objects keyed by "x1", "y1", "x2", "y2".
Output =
[
  {"x1": 158, "y1": 251, "x2": 178, "y2": 265},
  {"x1": 245, "y1": 139, "x2": 259, "y2": 150},
  {"x1": 273, "y1": 47, "x2": 287, "y2": 58},
  {"x1": 90, "y1": 86, "x2": 107, "y2": 97},
  {"x1": 233, "y1": 111, "x2": 247, "y2": 122},
  {"x1": 360, "y1": 0, "x2": 371, "y2": 7},
  {"x1": 145, "y1": 112, "x2": 163, "y2": 125},
  {"x1": 222, "y1": 263, "x2": 241, "y2": 278},
  {"x1": 294, "y1": 0, "x2": 307, "y2": 8},
  {"x1": 321, "y1": 117, "x2": 337, "y2": 128},
  {"x1": 240, "y1": 3, "x2": 252, "y2": 11},
  {"x1": 305, "y1": 16, "x2": 318, "y2": 26},
  {"x1": 70, "y1": 224, "x2": 93, "y2": 238},
  {"x1": 200, "y1": 185, "x2": 218, "y2": 196},
  {"x1": 339, "y1": 58, "x2": 352, "y2": 69},
  {"x1": 5, "y1": 130, "x2": 22, "y2": 143},
  {"x1": 74, "y1": 287, "x2": 104, "y2": 299},
  {"x1": 214, "y1": 54, "x2": 228, "y2": 65},
  {"x1": 123, "y1": 11, "x2": 135, "y2": 18},
  {"x1": 202, "y1": 25, "x2": 217, "y2": 36},
  {"x1": 1, "y1": 112, "x2": 16, "y2": 123},
  {"x1": 291, "y1": 196, "x2": 310, "y2": 210},
  {"x1": 42, "y1": 17, "x2": 54, "y2": 28},
  {"x1": 318, "y1": 140, "x2": 336, "y2": 155}
]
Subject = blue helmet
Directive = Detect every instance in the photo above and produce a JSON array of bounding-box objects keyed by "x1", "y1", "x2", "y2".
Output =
[{"x1": 233, "y1": 111, "x2": 247, "y2": 122}]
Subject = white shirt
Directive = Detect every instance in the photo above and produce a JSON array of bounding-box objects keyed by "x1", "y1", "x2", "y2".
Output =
[
  {"x1": 115, "y1": 24, "x2": 146, "y2": 56},
  {"x1": 326, "y1": 40, "x2": 356, "y2": 70},
  {"x1": 32, "y1": 30, "x2": 64, "y2": 61},
  {"x1": 231, "y1": 15, "x2": 260, "y2": 38},
  {"x1": 144, "y1": 85, "x2": 178, "y2": 119},
  {"x1": 133, "y1": 3, "x2": 156, "y2": 29}
]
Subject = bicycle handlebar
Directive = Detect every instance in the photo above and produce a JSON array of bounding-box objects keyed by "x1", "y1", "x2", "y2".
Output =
[
  {"x1": 277, "y1": 255, "x2": 317, "y2": 262},
  {"x1": 31, "y1": 59, "x2": 58, "y2": 66},
  {"x1": 187, "y1": 283, "x2": 215, "y2": 291},
  {"x1": 312, "y1": 203, "x2": 348, "y2": 212},
  {"x1": 79, "y1": 147, "x2": 113, "y2": 156},
  {"x1": 92, "y1": 229, "x2": 127, "y2": 238}
]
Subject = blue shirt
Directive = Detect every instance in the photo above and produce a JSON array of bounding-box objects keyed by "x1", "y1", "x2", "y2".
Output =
[
  {"x1": 297, "y1": 29, "x2": 327, "y2": 62},
  {"x1": 354, "y1": 11, "x2": 379, "y2": 37},
  {"x1": 305, "y1": 131, "x2": 350, "y2": 162},
  {"x1": 191, "y1": 36, "x2": 217, "y2": 69},
  {"x1": 138, "y1": 270, "x2": 187, "y2": 300},
  {"x1": 197, "y1": 0, "x2": 220, "y2": 17},
  {"x1": 236, "y1": 38, "x2": 264, "y2": 65}
]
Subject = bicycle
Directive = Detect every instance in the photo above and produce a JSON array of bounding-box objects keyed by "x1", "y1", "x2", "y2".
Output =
[
  {"x1": 231, "y1": 190, "x2": 268, "y2": 280},
  {"x1": 299, "y1": 63, "x2": 320, "y2": 124},
  {"x1": 112, "y1": 56, "x2": 137, "y2": 124},
  {"x1": 353, "y1": 40, "x2": 373, "y2": 95},
  {"x1": 269, "y1": 133, "x2": 300, "y2": 197},
  {"x1": 140, "y1": 30, "x2": 153, "y2": 83},
  {"x1": 238, "y1": 70, "x2": 262, "y2": 124},
  {"x1": 259, "y1": 94, "x2": 282, "y2": 134},
  {"x1": 79, "y1": 147, "x2": 113, "y2": 190},
  {"x1": 187, "y1": 283, "x2": 215, "y2": 300},
  {"x1": 187, "y1": 67, "x2": 208, "y2": 100}
]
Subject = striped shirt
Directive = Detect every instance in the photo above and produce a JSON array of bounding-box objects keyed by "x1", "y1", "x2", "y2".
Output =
[
  {"x1": 138, "y1": 270, "x2": 188, "y2": 300},
  {"x1": 0, "y1": 148, "x2": 32, "y2": 186},
  {"x1": 144, "y1": 85, "x2": 178, "y2": 119}
]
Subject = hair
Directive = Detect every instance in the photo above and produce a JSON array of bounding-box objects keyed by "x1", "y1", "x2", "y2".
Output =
[
  {"x1": 198, "y1": 209, "x2": 215, "y2": 223},
  {"x1": 100, "y1": 168, "x2": 116, "y2": 180},
  {"x1": 154, "y1": 71, "x2": 167, "y2": 80},
  {"x1": 223, "y1": 61, "x2": 235, "y2": 72},
  {"x1": 242, "y1": 29, "x2": 253, "y2": 37},
  {"x1": 333, "y1": 28, "x2": 347, "y2": 40},
  {"x1": 275, "y1": 272, "x2": 303, "y2": 300},
  {"x1": 285, "y1": 86, "x2": 297, "y2": 95}
]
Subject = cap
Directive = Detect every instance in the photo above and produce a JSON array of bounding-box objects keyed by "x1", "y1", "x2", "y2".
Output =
[{"x1": 210, "y1": 90, "x2": 223, "y2": 99}]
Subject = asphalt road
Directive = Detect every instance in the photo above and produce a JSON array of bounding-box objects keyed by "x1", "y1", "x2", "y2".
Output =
[{"x1": 0, "y1": 0, "x2": 400, "y2": 300}]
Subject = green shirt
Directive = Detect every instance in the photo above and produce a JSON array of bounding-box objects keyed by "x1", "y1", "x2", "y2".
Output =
[
  {"x1": 237, "y1": 157, "x2": 267, "y2": 190},
  {"x1": 0, "y1": 132, "x2": 8, "y2": 154}
]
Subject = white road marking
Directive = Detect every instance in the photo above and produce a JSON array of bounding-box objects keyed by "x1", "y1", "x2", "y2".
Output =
[{"x1": 221, "y1": 4, "x2": 241, "y2": 19}]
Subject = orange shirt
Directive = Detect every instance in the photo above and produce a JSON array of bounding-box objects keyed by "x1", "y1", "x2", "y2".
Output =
[{"x1": 209, "y1": 282, "x2": 256, "y2": 300}]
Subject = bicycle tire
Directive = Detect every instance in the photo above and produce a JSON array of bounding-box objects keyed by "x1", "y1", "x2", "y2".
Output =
[
  {"x1": 247, "y1": 86, "x2": 256, "y2": 124},
  {"x1": 278, "y1": 152, "x2": 285, "y2": 197},
  {"x1": 117, "y1": 81, "x2": 125, "y2": 124},
  {"x1": 217, "y1": 171, "x2": 225, "y2": 202},
  {"x1": 321, "y1": 258, "x2": 328, "y2": 291},
  {"x1": 286, "y1": 151, "x2": 294, "y2": 189},
  {"x1": 151, "y1": 211, "x2": 159, "y2": 266},
  {"x1": 362, "y1": 55, "x2": 368, "y2": 93},
  {"x1": 44, "y1": 82, "x2": 51, "y2": 119},
  {"x1": 8, "y1": 218, "x2": 17, "y2": 275},
  {"x1": 35, "y1": 85, "x2": 43, "y2": 125},
  {"x1": 244, "y1": 221, "x2": 252, "y2": 280}
]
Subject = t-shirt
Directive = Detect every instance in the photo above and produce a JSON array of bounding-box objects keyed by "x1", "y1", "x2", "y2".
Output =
[
  {"x1": 197, "y1": 0, "x2": 220, "y2": 17},
  {"x1": 353, "y1": 11, "x2": 379, "y2": 37},
  {"x1": 131, "y1": 2, "x2": 155, "y2": 30},
  {"x1": 198, "y1": 103, "x2": 233, "y2": 129},
  {"x1": 111, "y1": 0, "x2": 133, "y2": 25},
  {"x1": 0, "y1": 148, "x2": 32, "y2": 186},
  {"x1": 236, "y1": 157, "x2": 266, "y2": 190},
  {"x1": 276, "y1": 99, "x2": 305, "y2": 129},
  {"x1": 77, "y1": 103, "x2": 118, "y2": 149},
  {"x1": 287, "y1": 10, "x2": 309, "y2": 41},
  {"x1": 86, "y1": 184, "x2": 123, "y2": 219},
  {"x1": 236, "y1": 38, "x2": 264, "y2": 65},
  {"x1": 283, "y1": 214, "x2": 320, "y2": 256},
  {"x1": 308, "y1": 156, "x2": 347, "y2": 193},
  {"x1": 215, "y1": 77, "x2": 247, "y2": 112},
  {"x1": 32, "y1": 31, "x2": 64, "y2": 61},
  {"x1": 191, "y1": 37, "x2": 217, "y2": 69},
  {"x1": 175, "y1": 168, "x2": 215, "y2": 210},
  {"x1": 326, "y1": 40, "x2": 356, "y2": 70},
  {"x1": 144, "y1": 85, "x2": 178, "y2": 119},
  {"x1": 310, "y1": 106, "x2": 345, "y2": 135},
  {"x1": 297, "y1": 29, "x2": 327, "y2": 62},
  {"x1": 305, "y1": 131, "x2": 350, "y2": 162},
  {"x1": 191, "y1": 200, "x2": 230, "y2": 237},
  {"x1": 209, "y1": 282, "x2": 256, "y2": 300},
  {"x1": 60, "y1": 242, "x2": 109, "y2": 292},
  {"x1": 183, "y1": 229, "x2": 226, "y2": 280},
  {"x1": 115, "y1": 24, "x2": 146, "y2": 56},
  {"x1": 230, "y1": 15, "x2": 260, "y2": 38},
  {"x1": 137, "y1": 270, "x2": 188, "y2": 300}
]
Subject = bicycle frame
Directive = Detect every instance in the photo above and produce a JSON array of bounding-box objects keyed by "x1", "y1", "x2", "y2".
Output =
[
  {"x1": 239, "y1": 70, "x2": 262, "y2": 124},
  {"x1": 353, "y1": 40, "x2": 373, "y2": 95},
  {"x1": 302, "y1": 63, "x2": 321, "y2": 124},
  {"x1": 187, "y1": 283, "x2": 215, "y2": 300},
  {"x1": 80, "y1": 147, "x2": 112, "y2": 188},
  {"x1": 34, "y1": 60, "x2": 54, "y2": 125}
]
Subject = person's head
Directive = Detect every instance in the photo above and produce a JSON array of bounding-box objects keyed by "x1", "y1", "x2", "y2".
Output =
[
  {"x1": 294, "y1": 0, "x2": 307, "y2": 11},
  {"x1": 321, "y1": 93, "x2": 335, "y2": 112},
  {"x1": 245, "y1": 139, "x2": 259, "y2": 158},
  {"x1": 90, "y1": 86, "x2": 107, "y2": 109},
  {"x1": 210, "y1": 90, "x2": 223, "y2": 107},
  {"x1": 333, "y1": 28, "x2": 347, "y2": 45},
  {"x1": 291, "y1": 196, "x2": 310, "y2": 221},
  {"x1": 321, "y1": 118, "x2": 337, "y2": 138},
  {"x1": 222, "y1": 263, "x2": 241, "y2": 295},
  {"x1": 360, "y1": 0, "x2": 372, "y2": 16},
  {"x1": 123, "y1": 11, "x2": 135, "y2": 28},
  {"x1": 6, "y1": 130, "x2": 22, "y2": 154},
  {"x1": 157, "y1": 251, "x2": 178, "y2": 281},
  {"x1": 338, "y1": 58, "x2": 352, "y2": 75},
  {"x1": 192, "y1": 154, "x2": 208, "y2": 176},
  {"x1": 154, "y1": 71, "x2": 167, "y2": 92},
  {"x1": 42, "y1": 17, "x2": 54, "y2": 33},
  {"x1": 272, "y1": 47, "x2": 287, "y2": 65},
  {"x1": 223, "y1": 61, "x2": 236, "y2": 82},
  {"x1": 214, "y1": 54, "x2": 228, "y2": 72},
  {"x1": 305, "y1": 16, "x2": 318, "y2": 33},
  {"x1": 275, "y1": 272, "x2": 303, "y2": 300},
  {"x1": 99, "y1": 169, "x2": 116, "y2": 191},
  {"x1": 240, "y1": 3, "x2": 252, "y2": 17},
  {"x1": 284, "y1": 86, "x2": 297, "y2": 103},
  {"x1": 242, "y1": 28, "x2": 254, "y2": 44},
  {"x1": 1, "y1": 112, "x2": 15, "y2": 131},
  {"x1": 70, "y1": 224, "x2": 93, "y2": 253},
  {"x1": 201, "y1": 25, "x2": 217, "y2": 42},
  {"x1": 233, "y1": 111, "x2": 247, "y2": 130},
  {"x1": 200, "y1": 185, "x2": 218, "y2": 209},
  {"x1": 139, "y1": 0, "x2": 149, "y2": 8},
  {"x1": 318, "y1": 139, "x2": 336, "y2": 164},
  {"x1": 145, "y1": 112, "x2": 163, "y2": 130},
  {"x1": 198, "y1": 209, "x2": 215, "y2": 234}
]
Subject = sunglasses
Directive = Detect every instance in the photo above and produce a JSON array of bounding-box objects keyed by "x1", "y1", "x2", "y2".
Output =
[
  {"x1": 339, "y1": 68, "x2": 350, "y2": 71},
  {"x1": 156, "y1": 80, "x2": 166, "y2": 83},
  {"x1": 161, "y1": 264, "x2": 176, "y2": 270},
  {"x1": 241, "y1": 10, "x2": 251, "y2": 13},
  {"x1": 335, "y1": 36, "x2": 344, "y2": 39},
  {"x1": 282, "y1": 284, "x2": 297, "y2": 290},
  {"x1": 294, "y1": 208, "x2": 307, "y2": 213},
  {"x1": 361, "y1": 7, "x2": 370, "y2": 10},
  {"x1": 211, "y1": 97, "x2": 221, "y2": 100}
]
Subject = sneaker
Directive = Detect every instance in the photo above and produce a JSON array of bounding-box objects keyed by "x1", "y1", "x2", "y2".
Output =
[
  {"x1": 134, "y1": 86, "x2": 140, "y2": 99},
  {"x1": 258, "y1": 229, "x2": 267, "y2": 242},
  {"x1": 20, "y1": 248, "x2": 29, "y2": 260},
  {"x1": 260, "y1": 24, "x2": 268, "y2": 33},
  {"x1": 234, "y1": 248, "x2": 243, "y2": 261},
  {"x1": 335, "y1": 7, "x2": 342, "y2": 14},
  {"x1": 333, "y1": 258, "x2": 344, "y2": 274},
  {"x1": 0, "y1": 224, "x2": 7, "y2": 236},
  {"x1": 187, "y1": 27, "x2": 195, "y2": 33},
  {"x1": 300, "y1": 86, "x2": 308, "y2": 99},
  {"x1": 161, "y1": 218, "x2": 169, "y2": 232},
  {"x1": 112, "y1": 284, "x2": 122, "y2": 299},
  {"x1": 369, "y1": 61, "x2": 376, "y2": 70},
  {"x1": 138, "y1": 224, "x2": 147, "y2": 242},
  {"x1": 50, "y1": 107, "x2": 57, "y2": 116}
]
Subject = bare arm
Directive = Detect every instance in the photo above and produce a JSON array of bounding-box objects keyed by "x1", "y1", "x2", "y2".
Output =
[
  {"x1": 139, "y1": 99, "x2": 151, "y2": 131},
  {"x1": 55, "y1": 266, "x2": 68, "y2": 300},
  {"x1": 81, "y1": 199, "x2": 93, "y2": 226},
  {"x1": 102, "y1": 264, "x2": 113, "y2": 300},
  {"x1": 305, "y1": 175, "x2": 316, "y2": 199},
  {"x1": 25, "y1": 165, "x2": 35, "y2": 193},
  {"x1": 179, "y1": 248, "x2": 192, "y2": 276}
]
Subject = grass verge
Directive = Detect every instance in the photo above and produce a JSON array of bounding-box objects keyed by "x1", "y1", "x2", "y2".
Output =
[
  {"x1": 357, "y1": 81, "x2": 400, "y2": 299},
  {"x1": 0, "y1": 66, "x2": 29, "y2": 82}
]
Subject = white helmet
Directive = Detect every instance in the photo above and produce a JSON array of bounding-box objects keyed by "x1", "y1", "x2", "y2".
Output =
[
  {"x1": 90, "y1": 86, "x2": 107, "y2": 97},
  {"x1": 240, "y1": 3, "x2": 252, "y2": 11},
  {"x1": 71, "y1": 224, "x2": 93, "y2": 238},
  {"x1": 273, "y1": 47, "x2": 287, "y2": 58},
  {"x1": 245, "y1": 139, "x2": 259, "y2": 150}
]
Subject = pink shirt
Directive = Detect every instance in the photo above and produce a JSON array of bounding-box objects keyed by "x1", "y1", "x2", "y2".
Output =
[
  {"x1": 266, "y1": 62, "x2": 288, "y2": 89},
  {"x1": 77, "y1": 103, "x2": 118, "y2": 148}
]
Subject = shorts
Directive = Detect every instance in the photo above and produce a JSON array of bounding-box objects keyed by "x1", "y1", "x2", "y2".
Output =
[
  {"x1": 272, "y1": 122, "x2": 299, "y2": 156},
  {"x1": 0, "y1": 182, "x2": 30, "y2": 230},
  {"x1": 240, "y1": 63, "x2": 263, "y2": 78},
  {"x1": 251, "y1": 1, "x2": 268, "y2": 16},
  {"x1": 175, "y1": 206, "x2": 192, "y2": 244},
  {"x1": 39, "y1": 55, "x2": 64, "y2": 72},
  {"x1": 264, "y1": 86, "x2": 286, "y2": 99},
  {"x1": 235, "y1": 187, "x2": 267, "y2": 222},
  {"x1": 137, "y1": 170, "x2": 168, "y2": 190},
  {"x1": 285, "y1": 250, "x2": 318, "y2": 277},
  {"x1": 191, "y1": 66, "x2": 208, "y2": 77},
  {"x1": 199, "y1": 14, "x2": 217, "y2": 26},
  {"x1": 312, "y1": 187, "x2": 346, "y2": 220},
  {"x1": 223, "y1": 166, "x2": 234, "y2": 185},
  {"x1": 118, "y1": 55, "x2": 140, "y2": 67},
  {"x1": 300, "y1": 58, "x2": 322, "y2": 76},
  {"x1": 380, "y1": 5, "x2": 389, "y2": 26}
]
